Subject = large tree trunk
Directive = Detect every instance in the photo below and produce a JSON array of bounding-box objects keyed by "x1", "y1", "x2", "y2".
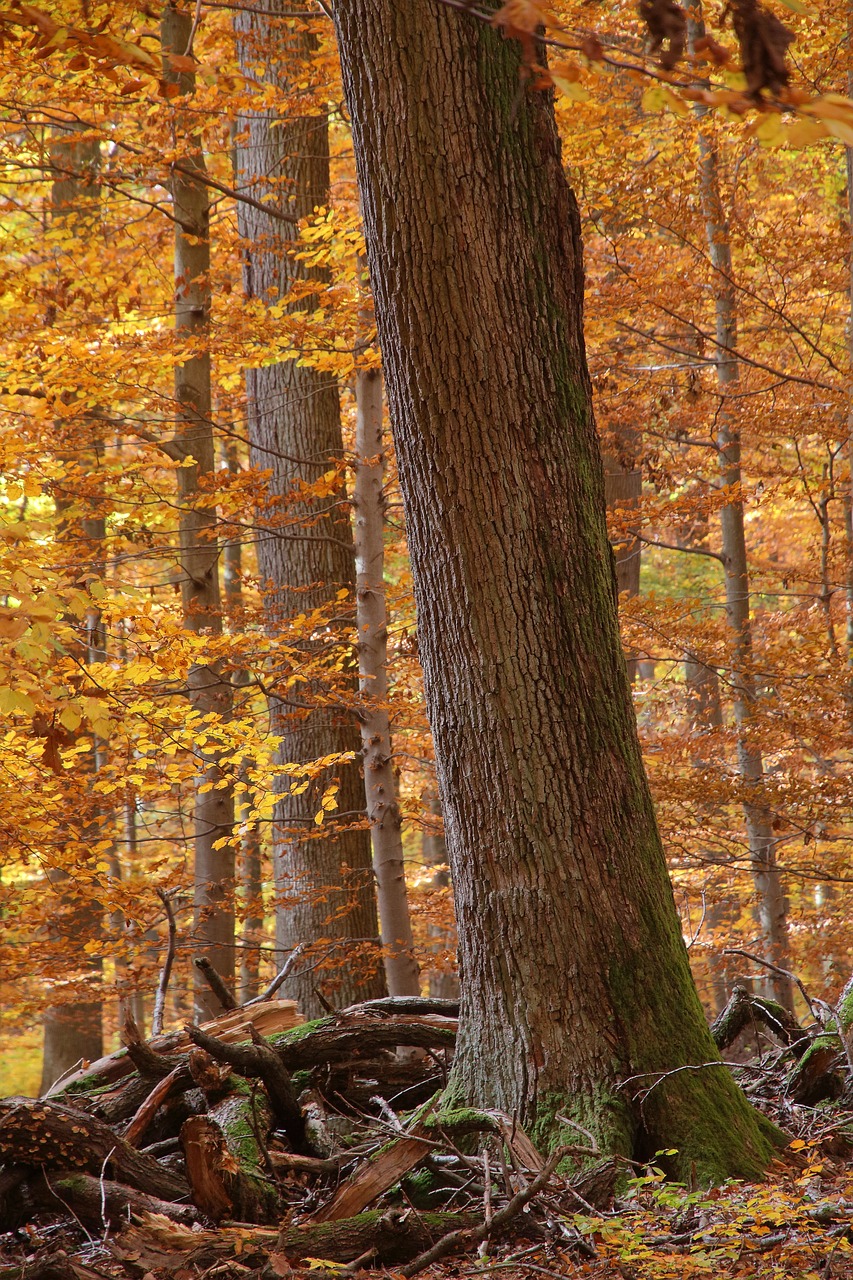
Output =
[
  {"x1": 334, "y1": 0, "x2": 777, "y2": 1180},
  {"x1": 162, "y1": 1, "x2": 235, "y2": 1019},
  {"x1": 234, "y1": 1, "x2": 383, "y2": 1014}
]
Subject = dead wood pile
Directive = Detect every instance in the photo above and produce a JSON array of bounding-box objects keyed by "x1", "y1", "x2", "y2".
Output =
[{"x1": 0, "y1": 995, "x2": 617, "y2": 1279}]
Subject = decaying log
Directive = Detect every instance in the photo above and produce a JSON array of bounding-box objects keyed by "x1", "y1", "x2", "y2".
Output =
[
  {"x1": 0, "y1": 1098, "x2": 188, "y2": 1201},
  {"x1": 180, "y1": 1087, "x2": 279, "y2": 1223},
  {"x1": 345, "y1": 996, "x2": 460, "y2": 1018},
  {"x1": 108, "y1": 1209, "x2": 483, "y2": 1273},
  {"x1": 180, "y1": 1115, "x2": 234, "y2": 1223}
]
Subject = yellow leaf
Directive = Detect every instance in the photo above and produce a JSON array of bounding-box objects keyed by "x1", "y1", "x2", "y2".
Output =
[
  {"x1": 59, "y1": 705, "x2": 81, "y2": 733},
  {"x1": 782, "y1": 117, "x2": 827, "y2": 147},
  {"x1": 789, "y1": 1138, "x2": 806, "y2": 1150},
  {"x1": 642, "y1": 85, "x2": 689, "y2": 116}
]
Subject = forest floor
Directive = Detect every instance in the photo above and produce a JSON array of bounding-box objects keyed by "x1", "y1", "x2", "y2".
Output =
[{"x1": 1, "y1": 992, "x2": 852, "y2": 1280}]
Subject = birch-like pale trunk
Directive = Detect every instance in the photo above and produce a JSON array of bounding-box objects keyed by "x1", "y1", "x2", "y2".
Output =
[
  {"x1": 690, "y1": 13, "x2": 792, "y2": 1011},
  {"x1": 162, "y1": 1, "x2": 235, "y2": 1020},
  {"x1": 353, "y1": 283, "x2": 419, "y2": 996},
  {"x1": 235, "y1": 0, "x2": 383, "y2": 1014}
]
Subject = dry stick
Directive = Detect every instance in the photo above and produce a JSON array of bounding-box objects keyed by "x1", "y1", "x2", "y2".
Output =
[
  {"x1": 193, "y1": 957, "x2": 238, "y2": 1011},
  {"x1": 151, "y1": 889, "x2": 177, "y2": 1037},
  {"x1": 722, "y1": 948, "x2": 818, "y2": 1019},
  {"x1": 399, "y1": 1143, "x2": 571, "y2": 1278},
  {"x1": 244, "y1": 943, "x2": 305, "y2": 1006}
]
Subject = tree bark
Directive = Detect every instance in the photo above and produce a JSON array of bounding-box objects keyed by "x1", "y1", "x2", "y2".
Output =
[
  {"x1": 40, "y1": 126, "x2": 104, "y2": 1094},
  {"x1": 333, "y1": 0, "x2": 778, "y2": 1179},
  {"x1": 162, "y1": 1, "x2": 235, "y2": 1020},
  {"x1": 234, "y1": 0, "x2": 383, "y2": 1014},
  {"x1": 354, "y1": 272, "x2": 420, "y2": 996}
]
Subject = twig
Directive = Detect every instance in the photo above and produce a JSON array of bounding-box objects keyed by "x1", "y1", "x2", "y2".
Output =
[
  {"x1": 722, "y1": 948, "x2": 818, "y2": 1019},
  {"x1": 400, "y1": 1143, "x2": 571, "y2": 1277},
  {"x1": 193, "y1": 956, "x2": 238, "y2": 1011},
  {"x1": 478, "y1": 1148, "x2": 492, "y2": 1257},
  {"x1": 245, "y1": 943, "x2": 305, "y2": 1005},
  {"x1": 151, "y1": 889, "x2": 177, "y2": 1037}
]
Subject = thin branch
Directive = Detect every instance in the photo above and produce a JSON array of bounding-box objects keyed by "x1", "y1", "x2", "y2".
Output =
[{"x1": 245, "y1": 942, "x2": 305, "y2": 1005}]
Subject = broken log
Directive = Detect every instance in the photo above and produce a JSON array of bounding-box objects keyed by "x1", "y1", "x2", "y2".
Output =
[{"x1": 313, "y1": 1101, "x2": 437, "y2": 1222}]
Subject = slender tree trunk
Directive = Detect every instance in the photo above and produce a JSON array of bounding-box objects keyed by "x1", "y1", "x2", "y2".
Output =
[
  {"x1": 334, "y1": 0, "x2": 776, "y2": 1179},
  {"x1": 689, "y1": 13, "x2": 792, "y2": 1011},
  {"x1": 162, "y1": 1, "x2": 235, "y2": 1020},
  {"x1": 40, "y1": 127, "x2": 104, "y2": 1094},
  {"x1": 603, "y1": 425, "x2": 642, "y2": 680},
  {"x1": 222, "y1": 440, "x2": 265, "y2": 1001},
  {"x1": 353, "y1": 271, "x2": 419, "y2": 996},
  {"x1": 422, "y1": 789, "x2": 459, "y2": 1000},
  {"x1": 845, "y1": 8, "x2": 853, "y2": 710},
  {"x1": 234, "y1": 0, "x2": 383, "y2": 1015}
]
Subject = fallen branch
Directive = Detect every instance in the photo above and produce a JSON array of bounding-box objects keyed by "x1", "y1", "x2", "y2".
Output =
[{"x1": 400, "y1": 1143, "x2": 572, "y2": 1277}]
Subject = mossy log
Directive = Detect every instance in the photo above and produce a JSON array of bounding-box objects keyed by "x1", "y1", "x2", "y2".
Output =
[
  {"x1": 0, "y1": 1097, "x2": 188, "y2": 1201},
  {"x1": 711, "y1": 985, "x2": 808, "y2": 1056}
]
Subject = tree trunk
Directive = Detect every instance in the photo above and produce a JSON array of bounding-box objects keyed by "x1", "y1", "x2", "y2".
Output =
[
  {"x1": 222, "y1": 439, "x2": 265, "y2": 1001},
  {"x1": 603, "y1": 424, "x2": 642, "y2": 680},
  {"x1": 162, "y1": 1, "x2": 235, "y2": 1020},
  {"x1": 40, "y1": 126, "x2": 104, "y2": 1094},
  {"x1": 333, "y1": 0, "x2": 777, "y2": 1180},
  {"x1": 689, "y1": 11, "x2": 792, "y2": 1012},
  {"x1": 353, "y1": 272, "x2": 419, "y2": 996},
  {"x1": 234, "y1": 0, "x2": 383, "y2": 1014}
]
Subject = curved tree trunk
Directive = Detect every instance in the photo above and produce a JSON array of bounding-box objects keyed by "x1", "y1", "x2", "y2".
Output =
[
  {"x1": 235, "y1": 1, "x2": 383, "y2": 1014},
  {"x1": 334, "y1": 0, "x2": 777, "y2": 1180}
]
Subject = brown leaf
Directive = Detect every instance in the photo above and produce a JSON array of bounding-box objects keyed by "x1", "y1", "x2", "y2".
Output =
[
  {"x1": 638, "y1": 0, "x2": 687, "y2": 70},
  {"x1": 728, "y1": 0, "x2": 794, "y2": 98}
]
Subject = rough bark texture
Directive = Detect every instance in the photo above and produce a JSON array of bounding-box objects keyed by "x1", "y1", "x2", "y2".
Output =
[
  {"x1": 162, "y1": 1, "x2": 235, "y2": 1019},
  {"x1": 690, "y1": 10, "x2": 792, "y2": 1011},
  {"x1": 334, "y1": 0, "x2": 777, "y2": 1179},
  {"x1": 354, "y1": 284, "x2": 420, "y2": 995},
  {"x1": 235, "y1": 0, "x2": 382, "y2": 1015}
]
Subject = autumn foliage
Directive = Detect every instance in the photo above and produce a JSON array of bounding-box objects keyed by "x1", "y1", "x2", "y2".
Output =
[{"x1": 0, "y1": 0, "x2": 850, "y2": 1085}]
